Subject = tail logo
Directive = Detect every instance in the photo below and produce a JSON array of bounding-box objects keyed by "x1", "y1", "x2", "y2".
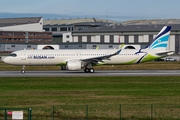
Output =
[{"x1": 147, "y1": 26, "x2": 171, "y2": 50}]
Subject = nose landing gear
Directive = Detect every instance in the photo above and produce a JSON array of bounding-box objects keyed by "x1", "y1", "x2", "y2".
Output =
[{"x1": 21, "y1": 65, "x2": 25, "y2": 74}]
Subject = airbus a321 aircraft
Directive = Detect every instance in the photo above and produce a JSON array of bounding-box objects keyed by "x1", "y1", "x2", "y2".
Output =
[{"x1": 3, "y1": 26, "x2": 174, "y2": 73}]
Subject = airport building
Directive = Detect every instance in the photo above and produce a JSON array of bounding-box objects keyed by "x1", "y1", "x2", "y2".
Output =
[
  {"x1": 0, "y1": 17, "x2": 53, "y2": 53},
  {"x1": 0, "y1": 17, "x2": 180, "y2": 53},
  {"x1": 71, "y1": 24, "x2": 180, "y2": 52},
  {"x1": 43, "y1": 19, "x2": 180, "y2": 53}
]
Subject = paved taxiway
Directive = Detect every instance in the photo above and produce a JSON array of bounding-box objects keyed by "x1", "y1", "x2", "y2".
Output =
[{"x1": 0, "y1": 70, "x2": 179, "y2": 77}]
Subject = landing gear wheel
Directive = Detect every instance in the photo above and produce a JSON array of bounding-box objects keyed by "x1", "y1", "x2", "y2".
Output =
[
  {"x1": 21, "y1": 65, "x2": 25, "y2": 74},
  {"x1": 89, "y1": 68, "x2": 95, "y2": 73},
  {"x1": 21, "y1": 70, "x2": 25, "y2": 74},
  {"x1": 84, "y1": 68, "x2": 89, "y2": 73}
]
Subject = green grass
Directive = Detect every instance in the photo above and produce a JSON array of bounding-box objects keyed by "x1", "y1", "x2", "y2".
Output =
[
  {"x1": 0, "y1": 61, "x2": 180, "y2": 119},
  {"x1": 0, "y1": 77, "x2": 180, "y2": 119},
  {"x1": 1, "y1": 76, "x2": 180, "y2": 105}
]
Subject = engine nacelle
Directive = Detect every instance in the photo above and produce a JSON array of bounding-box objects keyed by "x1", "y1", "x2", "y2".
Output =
[{"x1": 61, "y1": 60, "x2": 83, "y2": 70}]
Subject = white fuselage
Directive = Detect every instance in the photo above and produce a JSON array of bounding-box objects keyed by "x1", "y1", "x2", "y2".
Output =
[{"x1": 3, "y1": 49, "x2": 166, "y2": 66}]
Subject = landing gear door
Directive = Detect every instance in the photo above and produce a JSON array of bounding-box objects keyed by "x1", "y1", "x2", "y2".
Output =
[{"x1": 21, "y1": 51, "x2": 26, "y2": 60}]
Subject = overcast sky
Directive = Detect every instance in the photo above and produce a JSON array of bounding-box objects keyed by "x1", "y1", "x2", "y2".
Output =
[{"x1": 0, "y1": 0, "x2": 179, "y2": 21}]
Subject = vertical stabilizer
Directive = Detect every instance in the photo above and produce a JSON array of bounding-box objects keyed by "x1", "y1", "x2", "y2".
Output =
[{"x1": 146, "y1": 26, "x2": 171, "y2": 50}]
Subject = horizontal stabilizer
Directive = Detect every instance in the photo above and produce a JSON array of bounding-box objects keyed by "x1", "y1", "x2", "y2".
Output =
[{"x1": 156, "y1": 51, "x2": 174, "y2": 56}]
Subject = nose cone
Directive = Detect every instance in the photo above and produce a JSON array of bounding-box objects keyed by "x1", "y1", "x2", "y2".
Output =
[{"x1": 3, "y1": 57, "x2": 12, "y2": 64}]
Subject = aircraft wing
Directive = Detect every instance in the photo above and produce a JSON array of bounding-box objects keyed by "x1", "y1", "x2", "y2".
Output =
[{"x1": 81, "y1": 49, "x2": 121, "y2": 63}]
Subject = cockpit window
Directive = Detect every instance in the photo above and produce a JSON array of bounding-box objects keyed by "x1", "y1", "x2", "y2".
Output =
[{"x1": 10, "y1": 53, "x2": 17, "y2": 57}]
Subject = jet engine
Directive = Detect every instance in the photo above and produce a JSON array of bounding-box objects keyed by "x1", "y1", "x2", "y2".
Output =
[{"x1": 61, "y1": 60, "x2": 83, "y2": 70}]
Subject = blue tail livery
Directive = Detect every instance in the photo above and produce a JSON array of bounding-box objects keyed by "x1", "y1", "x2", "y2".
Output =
[{"x1": 147, "y1": 26, "x2": 171, "y2": 50}]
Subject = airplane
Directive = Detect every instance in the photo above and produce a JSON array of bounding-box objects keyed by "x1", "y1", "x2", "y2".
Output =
[{"x1": 3, "y1": 26, "x2": 174, "y2": 74}]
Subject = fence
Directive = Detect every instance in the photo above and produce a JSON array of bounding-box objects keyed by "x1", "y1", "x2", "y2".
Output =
[
  {"x1": 0, "y1": 108, "x2": 32, "y2": 120},
  {"x1": 0, "y1": 105, "x2": 180, "y2": 120},
  {"x1": 51, "y1": 104, "x2": 180, "y2": 120}
]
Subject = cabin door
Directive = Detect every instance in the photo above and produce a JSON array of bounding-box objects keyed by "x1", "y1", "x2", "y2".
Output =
[{"x1": 21, "y1": 51, "x2": 26, "y2": 60}]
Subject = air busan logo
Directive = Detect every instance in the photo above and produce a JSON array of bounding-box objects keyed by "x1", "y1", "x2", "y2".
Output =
[
  {"x1": 28, "y1": 55, "x2": 55, "y2": 59},
  {"x1": 158, "y1": 39, "x2": 161, "y2": 43}
]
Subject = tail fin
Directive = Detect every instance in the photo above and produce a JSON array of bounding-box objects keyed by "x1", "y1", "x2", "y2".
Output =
[{"x1": 146, "y1": 26, "x2": 171, "y2": 50}]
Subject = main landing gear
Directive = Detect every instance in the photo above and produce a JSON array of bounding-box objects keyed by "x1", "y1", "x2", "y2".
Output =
[
  {"x1": 84, "y1": 68, "x2": 95, "y2": 73},
  {"x1": 84, "y1": 63, "x2": 95, "y2": 73},
  {"x1": 21, "y1": 65, "x2": 25, "y2": 74}
]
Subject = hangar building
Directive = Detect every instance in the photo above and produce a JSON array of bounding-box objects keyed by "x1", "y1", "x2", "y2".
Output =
[
  {"x1": 0, "y1": 17, "x2": 53, "y2": 53},
  {"x1": 0, "y1": 17, "x2": 180, "y2": 54},
  {"x1": 43, "y1": 19, "x2": 180, "y2": 52}
]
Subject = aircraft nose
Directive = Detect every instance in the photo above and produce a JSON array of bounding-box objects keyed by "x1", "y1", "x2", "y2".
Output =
[{"x1": 3, "y1": 57, "x2": 11, "y2": 64}]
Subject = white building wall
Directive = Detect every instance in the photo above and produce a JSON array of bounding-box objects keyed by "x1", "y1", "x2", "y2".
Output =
[
  {"x1": 129, "y1": 35, "x2": 134, "y2": 43},
  {"x1": 3, "y1": 44, "x2": 37, "y2": 51},
  {"x1": 114, "y1": 35, "x2": 119, "y2": 43},
  {"x1": 62, "y1": 32, "x2": 72, "y2": 42},
  {"x1": 138, "y1": 35, "x2": 143, "y2": 42},
  {"x1": 95, "y1": 35, "x2": 100, "y2": 42},
  {"x1": 143, "y1": 35, "x2": 149, "y2": 42},
  {"x1": 0, "y1": 18, "x2": 43, "y2": 32},
  {"x1": 73, "y1": 36, "x2": 78, "y2": 42},
  {"x1": 91, "y1": 36, "x2": 95, "y2": 42},
  {"x1": 37, "y1": 45, "x2": 59, "y2": 50},
  {"x1": 119, "y1": 36, "x2": 124, "y2": 43},
  {"x1": 122, "y1": 45, "x2": 140, "y2": 49},
  {"x1": 82, "y1": 36, "x2": 87, "y2": 42},
  {"x1": 169, "y1": 35, "x2": 175, "y2": 51},
  {"x1": 6, "y1": 44, "x2": 24, "y2": 51},
  {"x1": 153, "y1": 35, "x2": 157, "y2": 39},
  {"x1": 104, "y1": 35, "x2": 109, "y2": 43}
]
